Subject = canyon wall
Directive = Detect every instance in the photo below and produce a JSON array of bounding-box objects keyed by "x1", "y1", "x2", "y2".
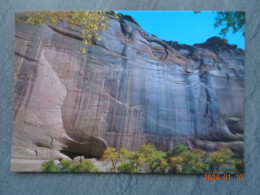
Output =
[{"x1": 11, "y1": 13, "x2": 244, "y2": 169}]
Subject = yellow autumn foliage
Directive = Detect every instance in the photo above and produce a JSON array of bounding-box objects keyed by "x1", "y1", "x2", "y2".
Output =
[
  {"x1": 26, "y1": 11, "x2": 119, "y2": 52},
  {"x1": 170, "y1": 156, "x2": 183, "y2": 167}
]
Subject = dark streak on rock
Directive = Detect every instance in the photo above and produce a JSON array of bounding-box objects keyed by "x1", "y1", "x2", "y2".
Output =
[
  {"x1": 47, "y1": 25, "x2": 82, "y2": 41},
  {"x1": 15, "y1": 52, "x2": 38, "y2": 62}
]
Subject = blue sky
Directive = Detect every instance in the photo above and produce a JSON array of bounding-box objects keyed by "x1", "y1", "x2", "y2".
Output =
[{"x1": 118, "y1": 11, "x2": 245, "y2": 49}]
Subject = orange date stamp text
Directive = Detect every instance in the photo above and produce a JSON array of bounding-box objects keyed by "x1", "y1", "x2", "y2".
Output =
[{"x1": 204, "y1": 174, "x2": 243, "y2": 181}]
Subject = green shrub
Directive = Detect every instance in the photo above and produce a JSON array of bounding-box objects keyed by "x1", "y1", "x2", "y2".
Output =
[
  {"x1": 180, "y1": 151, "x2": 200, "y2": 173},
  {"x1": 210, "y1": 147, "x2": 233, "y2": 172},
  {"x1": 42, "y1": 160, "x2": 59, "y2": 172},
  {"x1": 191, "y1": 162, "x2": 209, "y2": 174},
  {"x1": 117, "y1": 162, "x2": 137, "y2": 173},
  {"x1": 59, "y1": 160, "x2": 74, "y2": 172},
  {"x1": 73, "y1": 160, "x2": 95, "y2": 172},
  {"x1": 166, "y1": 144, "x2": 188, "y2": 158},
  {"x1": 232, "y1": 159, "x2": 244, "y2": 174},
  {"x1": 41, "y1": 159, "x2": 96, "y2": 172}
]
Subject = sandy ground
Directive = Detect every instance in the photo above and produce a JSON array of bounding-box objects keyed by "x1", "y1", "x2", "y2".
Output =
[
  {"x1": 10, "y1": 158, "x2": 114, "y2": 172},
  {"x1": 10, "y1": 159, "x2": 47, "y2": 172}
]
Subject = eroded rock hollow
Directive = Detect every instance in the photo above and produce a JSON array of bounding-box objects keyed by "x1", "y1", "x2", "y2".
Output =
[{"x1": 12, "y1": 13, "x2": 244, "y2": 166}]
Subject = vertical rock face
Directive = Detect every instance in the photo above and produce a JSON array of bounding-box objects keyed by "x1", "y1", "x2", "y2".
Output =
[{"x1": 12, "y1": 13, "x2": 244, "y2": 165}]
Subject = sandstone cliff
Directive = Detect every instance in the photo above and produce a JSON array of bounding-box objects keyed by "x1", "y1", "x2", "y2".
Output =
[{"x1": 11, "y1": 13, "x2": 244, "y2": 169}]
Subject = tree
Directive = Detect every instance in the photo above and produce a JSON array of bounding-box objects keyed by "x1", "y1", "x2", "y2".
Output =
[
  {"x1": 101, "y1": 147, "x2": 130, "y2": 172},
  {"x1": 138, "y1": 144, "x2": 155, "y2": 156},
  {"x1": 138, "y1": 144, "x2": 167, "y2": 173},
  {"x1": 180, "y1": 150, "x2": 200, "y2": 173},
  {"x1": 195, "y1": 11, "x2": 245, "y2": 37},
  {"x1": 168, "y1": 146, "x2": 208, "y2": 174},
  {"x1": 117, "y1": 144, "x2": 168, "y2": 173},
  {"x1": 210, "y1": 147, "x2": 233, "y2": 172},
  {"x1": 169, "y1": 156, "x2": 183, "y2": 173},
  {"x1": 214, "y1": 12, "x2": 245, "y2": 37},
  {"x1": 147, "y1": 150, "x2": 168, "y2": 173},
  {"x1": 25, "y1": 11, "x2": 119, "y2": 52},
  {"x1": 191, "y1": 162, "x2": 209, "y2": 174},
  {"x1": 166, "y1": 144, "x2": 188, "y2": 157},
  {"x1": 124, "y1": 151, "x2": 146, "y2": 173}
]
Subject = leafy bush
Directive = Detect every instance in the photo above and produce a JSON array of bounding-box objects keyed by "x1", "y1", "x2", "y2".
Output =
[
  {"x1": 116, "y1": 144, "x2": 241, "y2": 174},
  {"x1": 169, "y1": 156, "x2": 183, "y2": 173},
  {"x1": 137, "y1": 144, "x2": 168, "y2": 173},
  {"x1": 117, "y1": 162, "x2": 137, "y2": 173},
  {"x1": 146, "y1": 150, "x2": 168, "y2": 173},
  {"x1": 101, "y1": 147, "x2": 131, "y2": 172},
  {"x1": 179, "y1": 151, "x2": 200, "y2": 173},
  {"x1": 58, "y1": 160, "x2": 74, "y2": 172},
  {"x1": 42, "y1": 160, "x2": 59, "y2": 172},
  {"x1": 191, "y1": 162, "x2": 209, "y2": 173},
  {"x1": 232, "y1": 159, "x2": 244, "y2": 174},
  {"x1": 210, "y1": 147, "x2": 233, "y2": 172},
  {"x1": 166, "y1": 144, "x2": 188, "y2": 157},
  {"x1": 42, "y1": 144, "x2": 242, "y2": 174},
  {"x1": 72, "y1": 159, "x2": 95, "y2": 172},
  {"x1": 41, "y1": 159, "x2": 97, "y2": 172}
]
